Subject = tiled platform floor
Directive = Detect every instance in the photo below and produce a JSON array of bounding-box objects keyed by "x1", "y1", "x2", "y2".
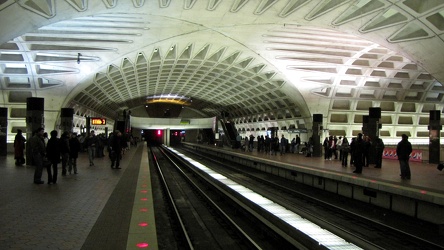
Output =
[{"x1": 0, "y1": 144, "x2": 148, "y2": 250}]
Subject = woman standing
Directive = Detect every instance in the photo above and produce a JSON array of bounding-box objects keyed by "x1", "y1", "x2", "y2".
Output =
[
  {"x1": 341, "y1": 137, "x2": 350, "y2": 167},
  {"x1": 14, "y1": 129, "x2": 26, "y2": 166}
]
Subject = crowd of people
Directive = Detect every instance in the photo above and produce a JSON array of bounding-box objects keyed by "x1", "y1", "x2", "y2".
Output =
[
  {"x1": 14, "y1": 128, "x2": 132, "y2": 185},
  {"x1": 322, "y1": 133, "x2": 385, "y2": 174},
  {"x1": 237, "y1": 134, "x2": 305, "y2": 156},
  {"x1": 235, "y1": 132, "x2": 413, "y2": 179}
]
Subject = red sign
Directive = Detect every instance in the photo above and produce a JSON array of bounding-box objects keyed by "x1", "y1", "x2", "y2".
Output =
[{"x1": 382, "y1": 148, "x2": 422, "y2": 162}]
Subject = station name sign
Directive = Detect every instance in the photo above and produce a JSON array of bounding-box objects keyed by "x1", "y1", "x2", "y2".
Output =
[{"x1": 91, "y1": 117, "x2": 106, "y2": 125}]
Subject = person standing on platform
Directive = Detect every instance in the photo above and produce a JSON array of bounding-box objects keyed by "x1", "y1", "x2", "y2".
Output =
[
  {"x1": 336, "y1": 136, "x2": 343, "y2": 161},
  {"x1": 60, "y1": 131, "x2": 70, "y2": 176},
  {"x1": 244, "y1": 136, "x2": 249, "y2": 152},
  {"x1": 264, "y1": 135, "x2": 270, "y2": 154},
  {"x1": 351, "y1": 133, "x2": 364, "y2": 174},
  {"x1": 85, "y1": 130, "x2": 98, "y2": 166},
  {"x1": 43, "y1": 132, "x2": 49, "y2": 147},
  {"x1": 280, "y1": 134, "x2": 287, "y2": 155},
  {"x1": 349, "y1": 137, "x2": 356, "y2": 166},
  {"x1": 396, "y1": 134, "x2": 412, "y2": 180},
  {"x1": 290, "y1": 137, "x2": 296, "y2": 153},
  {"x1": 374, "y1": 137, "x2": 385, "y2": 168},
  {"x1": 46, "y1": 130, "x2": 61, "y2": 184},
  {"x1": 236, "y1": 133, "x2": 242, "y2": 149},
  {"x1": 363, "y1": 136, "x2": 371, "y2": 167},
  {"x1": 295, "y1": 135, "x2": 301, "y2": 154},
  {"x1": 331, "y1": 135, "x2": 338, "y2": 160},
  {"x1": 323, "y1": 137, "x2": 329, "y2": 160},
  {"x1": 248, "y1": 134, "x2": 255, "y2": 152},
  {"x1": 14, "y1": 129, "x2": 26, "y2": 166},
  {"x1": 258, "y1": 135, "x2": 264, "y2": 152},
  {"x1": 270, "y1": 136, "x2": 277, "y2": 155},
  {"x1": 69, "y1": 133, "x2": 81, "y2": 174},
  {"x1": 109, "y1": 130, "x2": 125, "y2": 169},
  {"x1": 341, "y1": 137, "x2": 350, "y2": 167},
  {"x1": 29, "y1": 128, "x2": 46, "y2": 184}
]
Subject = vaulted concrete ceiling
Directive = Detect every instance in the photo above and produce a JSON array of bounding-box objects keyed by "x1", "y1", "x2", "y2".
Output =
[{"x1": 1, "y1": 0, "x2": 444, "y2": 141}]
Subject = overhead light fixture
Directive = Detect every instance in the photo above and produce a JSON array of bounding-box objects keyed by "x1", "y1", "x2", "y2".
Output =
[{"x1": 145, "y1": 94, "x2": 191, "y2": 106}]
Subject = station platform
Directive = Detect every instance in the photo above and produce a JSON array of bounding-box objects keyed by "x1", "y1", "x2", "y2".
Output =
[
  {"x1": 1, "y1": 142, "x2": 444, "y2": 250},
  {"x1": 0, "y1": 143, "x2": 157, "y2": 250},
  {"x1": 212, "y1": 144, "x2": 444, "y2": 193}
]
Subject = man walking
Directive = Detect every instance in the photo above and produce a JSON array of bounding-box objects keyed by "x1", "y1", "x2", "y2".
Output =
[
  {"x1": 85, "y1": 130, "x2": 98, "y2": 166},
  {"x1": 29, "y1": 128, "x2": 46, "y2": 184},
  {"x1": 109, "y1": 130, "x2": 125, "y2": 169}
]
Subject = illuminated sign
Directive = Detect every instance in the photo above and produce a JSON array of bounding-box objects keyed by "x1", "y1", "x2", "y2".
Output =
[{"x1": 91, "y1": 118, "x2": 106, "y2": 125}]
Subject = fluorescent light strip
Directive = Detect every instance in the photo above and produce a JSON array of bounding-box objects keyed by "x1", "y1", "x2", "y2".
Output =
[{"x1": 167, "y1": 147, "x2": 362, "y2": 249}]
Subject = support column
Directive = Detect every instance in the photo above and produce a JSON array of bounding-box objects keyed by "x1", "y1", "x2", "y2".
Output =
[
  {"x1": 0, "y1": 108, "x2": 7, "y2": 156},
  {"x1": 429, "y1": 110, "x2": 441, "y2": 164},
  {"x1": 26, "y1": 97, "x2": 44, "y2": 164},
  {"x1": 362, "y1": 115, "x2": 369, "y2": 136},
  {"x1": 86, "y1": 117, "x2": 91, "y2": 137},
  {"x1": 367, "y1": 107, "x2": 381, "y2": 165},
  {"x1": 312, "y1": 114, "x2": 322, "y2": 157},
  {"x1": 60, "y1": 108, "x2": 74, "y2": 133},
  {"x1": 165, "y1": 128, "x2": 170, "y2": 146}
]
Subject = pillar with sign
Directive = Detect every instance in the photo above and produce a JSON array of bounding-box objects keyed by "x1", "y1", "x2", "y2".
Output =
[
  {"x1": 60, "y1": 108, "x2": 74, "y2": 133},
  {"x1": 312, "y1": 114, "x2": 322, "y2": 157},
  {"x1": 0, "y1": 108, "x2": 7, "y2": 156},
  {"x1": 26, "y1": 97, "x2": 44, "y2": 164},
  {"x1": 429, "y1": 110, "x2": 441, "y2": 164},
  {"x1": 366, "y1": 107, "x2": 381, "y2": 165}
]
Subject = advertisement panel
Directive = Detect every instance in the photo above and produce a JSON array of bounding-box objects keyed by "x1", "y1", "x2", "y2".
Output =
[{"x1": 382, "y1": 148, "x2": 422, "y2": 162}]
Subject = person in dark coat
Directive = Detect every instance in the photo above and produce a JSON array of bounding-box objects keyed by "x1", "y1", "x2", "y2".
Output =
[
  {"x1": 396, "y1": 134, "x2": 412, "y2": 180},
  {"x1": 264, "y1": 135, "x2": 271, "y2": 154},
  {"x1": 280, "y1": 135, "x2": 288, "y2": 155},
  {"x1": 349, "y1": 137, "x2": 356, "y2": 166},
  {"x1": 341, "y1": 137, "x2": 350, "y2": 167},
  {"x1": 248, "y1": 134, "x2": 255, "y2": 152},
  {"x1": 363, "y1": 136, "x2": 371, "y2": 167},
  {"x1": 14, "y1": 129, "x2": 26, "y2": 166},
  {"x1": 46, "y1": 130, "x2": 61, "y2": 184},
  {"x1": 270, "y1": 136, "x2": 278, "y2": 155},
  {"x1": 323, "y1": 137, "x2": 329, "y2": 160},
  {"x1": 69, "y1": 133, "x2": 81, "y2": 174},
  {"x1": 351, "y1": 133, "x2": 364, "y2": 174},
  {"x1": 60, "y1": 131, "x2": 70, "y2": 176},
  {"x1": 374, "y1": 138, "x2": 385, "y2": 168},
  {"x1": 109, "y1": 130, "x2": 126, "y2": 169}
]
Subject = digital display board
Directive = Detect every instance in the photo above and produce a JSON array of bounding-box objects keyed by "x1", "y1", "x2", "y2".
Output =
[{"x1": 91, "y1": 118, "x2": 106, "y2": 125}]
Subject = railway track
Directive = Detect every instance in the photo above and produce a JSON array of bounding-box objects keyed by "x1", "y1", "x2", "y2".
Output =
[
  {"x1": 150, "y1": 146, "x2": 296, "y2": 249},
  {"x1": 176, "y1": 145, "x2": 444, "y2": 250}
]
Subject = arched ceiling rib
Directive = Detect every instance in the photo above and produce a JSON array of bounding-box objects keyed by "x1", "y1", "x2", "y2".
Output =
[{"x1": 0, "y1": 0, "x2": 444, "y2": 141}]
